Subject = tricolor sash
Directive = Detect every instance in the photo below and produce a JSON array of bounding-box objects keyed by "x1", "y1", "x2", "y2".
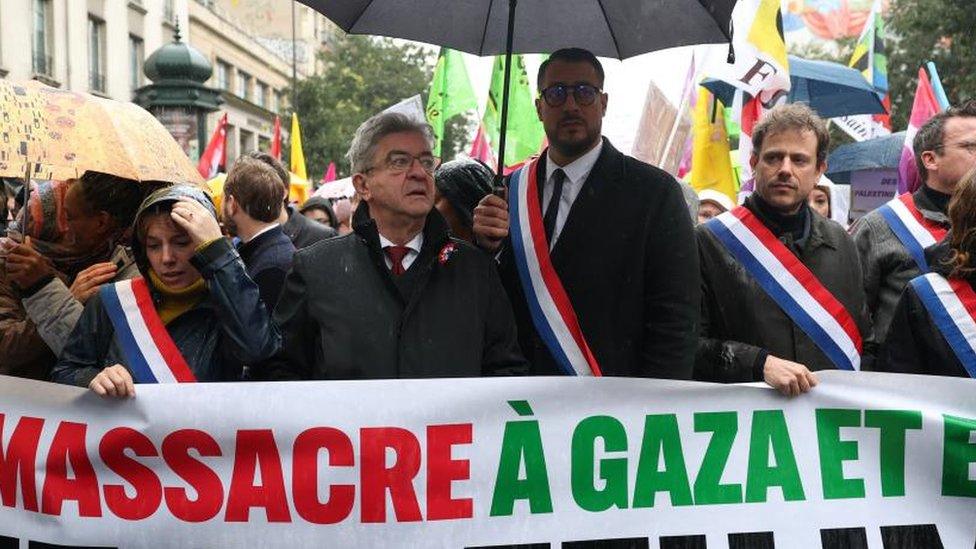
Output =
[
  {"x1": 508, "y1": 158, "x2": 601, "y2": 376},
  {"x1": 704, "y1": 207, "x2": 863, "y2": 371},
  {"x1": 100, "y1": 278, "x2": 197, "y2": 383},
  {"x1": 878, "y1": 193, "x2": 948, "y2": 272},
  {"x1": 910, "y1": 273, "x2": 976, "y2": 377}
]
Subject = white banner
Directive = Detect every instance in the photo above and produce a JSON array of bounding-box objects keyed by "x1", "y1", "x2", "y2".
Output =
[
  {"x1": 1, "y1": 373, "x2": 974, "y2": 548},
  {"x1": 833, "y1": 115, "x2": 891, "y2": 143},
  {"x1": 383, "y1": 95, "x2": 427, "y2": 124}
]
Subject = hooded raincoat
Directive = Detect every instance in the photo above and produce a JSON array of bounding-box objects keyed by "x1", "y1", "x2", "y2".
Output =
[{"x1": 51, "y1": 185, "x2": 280, "y2": 387}]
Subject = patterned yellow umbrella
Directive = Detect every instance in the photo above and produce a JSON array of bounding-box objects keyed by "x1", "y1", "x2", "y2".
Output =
[{"x1": 0, "y1": 79, "x2": 202, "y2": 184}]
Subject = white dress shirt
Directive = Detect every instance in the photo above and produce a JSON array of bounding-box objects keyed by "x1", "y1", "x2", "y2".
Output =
[
  {"x1": 542, "y1": 140, "x2": 603, "y2": 248},
  {"x1": 242, "y1": 223, "x2": 280, "y2": 244},
  {"x1": 378, "y1": 231, "x2": 424, "y2": 272}
]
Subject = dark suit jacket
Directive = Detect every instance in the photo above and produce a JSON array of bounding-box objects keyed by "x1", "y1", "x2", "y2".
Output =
[
  {"x1": 498, "y1": 138, "x2": 699, "y2": 379},
  {"x1": 258, "y1": 203, "x2": 527, "y2": 380},
  {"x1": 283, "y1": 204, "x2": 337, "y2": 249},
  {"x1": 237, "y1": 225, "x2": 295, "y2": 312},
  {"x1": 695, "y1": 199, "x2": 873, "y2": 381}
]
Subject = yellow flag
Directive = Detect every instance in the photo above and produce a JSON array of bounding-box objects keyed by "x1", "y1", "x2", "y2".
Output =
[
  {"x1": 290, "y1": 113, "x2": 307, "y2": 181},
  {"x1": 747, "y1": 0, "x2": 788, "y2": 71},
  {"x1": 690, "y1": 88, "x2": 737, "y2": 204},
  {"x1": 721, "y1": 0, "x2": 791, "y2": 100}
]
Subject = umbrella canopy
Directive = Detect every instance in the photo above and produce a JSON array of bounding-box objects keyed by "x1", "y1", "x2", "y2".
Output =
[
  {"x1": 297, "y1": 0, "x2": 734, "y2": 59},
  {"x1": 313, "y1": 177, "x2": 356, "y2": 200},
  {"x1": 701, "y1": 55, "x2": 887, "y2": 119},
  {"x1": 299, "y1": 0, "x2": 734, "y2": 181},
  {"x1": 0, "y1": 80, "x2": 202, "y2": 184},
  {"x1": 826, "y1": 132, "x2": 905, "y2": 185}
]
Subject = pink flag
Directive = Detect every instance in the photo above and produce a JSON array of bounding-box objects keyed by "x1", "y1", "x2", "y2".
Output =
[
  {"x1": 900, "y1": 68, "x2": 941, "y2": 194},
  {"x1": 197, "y1": 113, "x2": 228, "y2": 179},
  {"x1": 468, "y1": 124, "x2": 496, "y2": 169},
  {"x1": 676, "y1": 55, "x2": 699, "y2": 179},
  {"x1": 322, "y1": 162, "x2": 337, "y2": 183}
]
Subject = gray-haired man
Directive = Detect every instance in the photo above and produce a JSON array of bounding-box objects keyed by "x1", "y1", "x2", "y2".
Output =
[{"x1": 257, "y1": 112, "x2": 527, "y2": 380}]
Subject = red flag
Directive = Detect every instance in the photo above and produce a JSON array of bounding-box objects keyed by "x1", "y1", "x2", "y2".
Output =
[
  {"x1": 468, "y1": 124, "x2": 496, "y2": 169},
  {"x1": 197, "y1": 113, "x2": 228, "y2": 179},
  {"x1": 270, "y1": 116, "x2": 282, "y2": 161},
  {"x1": 322, "y1": 162, "x2": 337, "y2": 183},
  {"x1": 738, "y1": 95, "x2": 762, "y2": 180},
  {"x1": 874, "y1": 94, "x2": 892, "y2": 130}
]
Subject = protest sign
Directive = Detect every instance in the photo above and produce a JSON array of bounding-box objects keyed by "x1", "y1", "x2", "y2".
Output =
[
  {"x1": 1, "y1": 373, "x2": 973, "y2": 547},
  {"x1": 851, "y1": 169, "x2": 900, "y2": 220}
]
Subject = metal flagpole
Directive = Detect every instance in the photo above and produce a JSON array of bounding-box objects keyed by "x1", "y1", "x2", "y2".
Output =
[{"x1": 291, "y1": 1, "x2": 297, "y2": 111}]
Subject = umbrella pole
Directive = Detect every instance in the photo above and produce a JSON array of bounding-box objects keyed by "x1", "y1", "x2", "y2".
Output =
[
  {"x1": 493, "y1": 0, "x2": 518, "y2": 191},
  {"x1": 20, "y1": 163, "x2": 30, "y2": 244}
]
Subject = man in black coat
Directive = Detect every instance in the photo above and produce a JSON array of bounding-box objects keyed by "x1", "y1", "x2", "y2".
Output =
[
  {"x1": 222, "y1": 156, "x2": 296, "y2": 311},
  {"x1": 473, "y1": 48, "x2": 698, "y2": 379},
  {"x1": 695, "y1": 103, "x2": 872, "y2": 395},
  {"x1": 257, "y1": 112, "x2": 527, "y2": 380},
  {"x1": 245, "y1": 151, "x2": 337, "y2": 249},
  {"x1": 879, "y1": 240, "x2": 976, "y2": 377}
]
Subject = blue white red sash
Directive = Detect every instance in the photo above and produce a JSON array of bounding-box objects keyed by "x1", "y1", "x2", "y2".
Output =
[
  {"x1": 878, "y1": 193, "x2": 948, "y2": 272},
  {"x1": 910, "y1": 273, "x2": 976, "y2": 377},
  {"x1": 100, "y1": 278, "x2": 197, "y2": 383},
  {"x1": 704, "y1": 207, "x2": 863, "y2": 371},
  {"x1": 508, "y1": 158, "x2": 601, "y2": 376}
]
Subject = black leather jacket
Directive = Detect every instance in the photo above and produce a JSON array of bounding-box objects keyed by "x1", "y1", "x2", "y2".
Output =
[{"x1": 877, "y1": 239, "x2": 976, "y2": 378}]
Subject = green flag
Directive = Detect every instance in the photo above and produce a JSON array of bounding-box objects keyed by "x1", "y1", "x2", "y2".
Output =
[
  {"x1": 426, "y1": 48, "x2": 477, "y2": 157},
  {"x1": 848, "y1": 0, "x2": 887, "y2": 95},
  {"x1": 482, "y1": 55, "x2": 545, "y2": 168}
]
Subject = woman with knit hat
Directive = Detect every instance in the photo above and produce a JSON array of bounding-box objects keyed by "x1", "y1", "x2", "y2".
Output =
[{"x1": 696, "y1": 189, "x2": 735, "y2": 225}]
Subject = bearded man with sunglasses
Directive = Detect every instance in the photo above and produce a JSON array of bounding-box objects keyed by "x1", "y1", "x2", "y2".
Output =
[
  {"x1": 473, "y1": 48, "x2": 698, "y2": 379},
  {"x1": 258, "y1": 112, "x2": 527, "y2": 380}
]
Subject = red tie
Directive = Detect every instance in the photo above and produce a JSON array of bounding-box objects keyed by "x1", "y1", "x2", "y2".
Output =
[{"x1": 385, "y1": 245, "x2": 410, "y2": 275}]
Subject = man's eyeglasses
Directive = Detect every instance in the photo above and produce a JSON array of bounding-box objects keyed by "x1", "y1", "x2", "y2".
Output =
[
  {"x1": 539, "y1": 84, "x2": 602, "y2": 107},
  {"x1": 367, "y1": 152, "x2": 440, "y2": 175},
  {"x1": 934, "y1": 141, "x2": 976, "y2": 154}
]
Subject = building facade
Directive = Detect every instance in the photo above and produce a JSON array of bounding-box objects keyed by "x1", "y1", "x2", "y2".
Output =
[
  {"x1": 0, "y1": 0, "x2": 180, "y2": 101},
  {"x1": 188, "y1": 0, "x2": 293, "y2": 164},
  {"x1": 206, "y1": 0, "x2": 337, "y2": 77},
  {"x1": 0, "y1": 0, "x2": 338, "y2": 165}
]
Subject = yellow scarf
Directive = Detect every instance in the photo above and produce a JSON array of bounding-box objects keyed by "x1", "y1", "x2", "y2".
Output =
[{"x1": 148, "y1": 270, "x2": 208, "y2": 325}]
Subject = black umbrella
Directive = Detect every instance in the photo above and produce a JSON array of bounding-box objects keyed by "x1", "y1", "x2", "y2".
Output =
[{"x1": 297, "y1": 0, "x2": 735, "y2": 181}]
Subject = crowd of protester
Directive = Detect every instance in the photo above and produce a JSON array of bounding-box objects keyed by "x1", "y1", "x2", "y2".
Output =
[{"x1": 2, "y1": 47, "x2": 974, "y2": 398}]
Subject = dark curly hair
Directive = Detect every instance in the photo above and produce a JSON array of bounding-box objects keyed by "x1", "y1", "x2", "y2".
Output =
[{"x1": 77, "y1": 171, "x2": 156, "y2": 229}]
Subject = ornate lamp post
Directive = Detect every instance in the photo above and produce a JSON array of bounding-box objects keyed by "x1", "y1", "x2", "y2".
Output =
[{"x1": 133, "y1": 25, "x2": 222, "y2": 162}]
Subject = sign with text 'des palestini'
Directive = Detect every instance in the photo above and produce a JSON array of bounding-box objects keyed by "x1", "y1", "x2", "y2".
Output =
[{"x1": 0, "y1": 373, "x2": 974, "y2": 548}]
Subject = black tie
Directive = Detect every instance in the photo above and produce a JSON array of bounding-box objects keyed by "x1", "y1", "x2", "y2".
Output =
[{"x1": 543, "y1": 168, "x2": 566, "y2": 244}]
